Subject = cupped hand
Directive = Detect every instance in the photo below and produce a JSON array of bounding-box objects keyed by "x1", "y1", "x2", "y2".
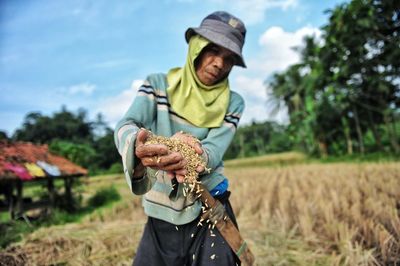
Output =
[
  {"x1": 171, "y1": 131, "x2": 205, "y2": 174},
  {"x1": 135, "y1": 129, "x2": 188, "y2": 174},
  {"x1": 171, "y1": 131, "x2": 203, "y2": 155}
]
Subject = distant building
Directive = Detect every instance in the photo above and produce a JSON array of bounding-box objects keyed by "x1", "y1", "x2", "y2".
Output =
[{"x1": 0, "y1": 141, "x2": 88, "y2": 218}]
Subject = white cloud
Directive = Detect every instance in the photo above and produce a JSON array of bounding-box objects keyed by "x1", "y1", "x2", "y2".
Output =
[
  {"x1": 97, "y1": 79, "x2": 143, "y2": 127},
  {"x1": 233, "y1": 75, "x2": 265, "y2": 102},
  {"x1": 231, "y1": 74, "x2": 289, "y2": 125},
  {"x1": 251, "y1": 25, "x2": 321, "y2": 75},
  {"x1": 230, "y1": 74, "x2": 267, "y2": 124},
  {"x1": 232, "y1": 25, "x2": 320, "y2": 124},
  {"x1": 209, "y1": 0, "x2": 298, "y2": 24},
  {"x1": 67, "y1": 82, "x2": 96, "y2": 95}
]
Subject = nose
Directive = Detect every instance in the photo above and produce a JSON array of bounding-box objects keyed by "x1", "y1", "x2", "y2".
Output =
[{"x1": 212, "y1": 56, "x2": 224, "y2": 69}]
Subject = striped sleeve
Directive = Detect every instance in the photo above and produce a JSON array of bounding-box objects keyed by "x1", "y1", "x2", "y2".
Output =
[
  {"x1": 113, "y1": 79, "x2": 156, "y2": 195},
  {"x1": 201, "y1": 91, "x2": 245, "y2": 170}
]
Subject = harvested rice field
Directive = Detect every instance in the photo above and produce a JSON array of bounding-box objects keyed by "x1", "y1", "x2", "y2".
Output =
[{"x1": 1, "y1": 161, "x2": 399, "y2": 265}]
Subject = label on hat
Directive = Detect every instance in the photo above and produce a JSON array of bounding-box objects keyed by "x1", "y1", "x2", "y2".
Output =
[{"x1": 228, "y1": 18, "x2": 239, "y2": 28}]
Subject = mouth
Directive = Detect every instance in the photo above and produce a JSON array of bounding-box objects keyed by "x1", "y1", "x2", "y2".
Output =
[{"x1": 206, "y1": 71, "x2": 218, "y2": 80}]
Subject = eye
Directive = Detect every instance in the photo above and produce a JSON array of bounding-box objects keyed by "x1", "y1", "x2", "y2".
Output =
[
  {"x1": 224, "y1": 56, "x2": 235, "y2": 66},
  {"x1": 206, "y1": 45, "x2": 220, "y2": 54}
]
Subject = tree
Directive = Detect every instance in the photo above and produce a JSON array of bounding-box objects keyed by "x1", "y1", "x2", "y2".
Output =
[
  {"x1": 13, "y1": 107, "x2": 93, "y2": 143},
  {"x1": 0, "y1": 131, "x2": 8, "y2": 140},
  {"x1": 224, "y1": 121, "x2": 293, "y2": 159},
  {"x1": 12, "y1": 106, "x2": 121, "y2": 172},
  {"x1": 266, "y1": 0, "x2": 400, "y2": 156}
]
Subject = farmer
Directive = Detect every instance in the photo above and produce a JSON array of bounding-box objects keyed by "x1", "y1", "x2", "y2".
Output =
[{"x1": 114, "y1": 11, "x2": 247, "y2": 265}]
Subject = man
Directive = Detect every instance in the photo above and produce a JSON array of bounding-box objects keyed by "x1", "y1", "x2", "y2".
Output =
[{"x1": 114, "y1": 11, "x2": 248, "y2": 265}]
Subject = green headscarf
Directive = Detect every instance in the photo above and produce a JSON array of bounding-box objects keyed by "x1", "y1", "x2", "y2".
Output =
[{"x1": 166, "y1": 35, "x2": 230, "y2": 128}]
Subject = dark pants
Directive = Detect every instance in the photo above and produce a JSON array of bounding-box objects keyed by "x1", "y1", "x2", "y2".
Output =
[{"x1": 133, "y1": 191, "x2": 240, "y2": 266}]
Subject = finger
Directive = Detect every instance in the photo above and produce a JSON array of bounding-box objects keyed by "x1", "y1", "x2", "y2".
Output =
[
  {"x1": 196, "y1": 165, "x2": 205, "y2": 173},
  {"x1": 136, "y1": 128, "x2": 150, "y2": 146},
  {"x1": 171, "y1": 132, "x2": 203, "y2": 155},
  {"x1": 140, "y1": 156, "x2": 159, "y2": 167},
  {"x1": 141, "y1": 152, "x2": 185, "y2": 170},
  {"x1": 161, "y1": 158, "x2": 187, "y2": 172},
  {"x1": 136, "y1": 144, "x2": 169, "y2": 159},
  {"x1": 154, "y1": 152, "x2": 182, "y2": 166},
  {"x1": 166, "y1": 171, "x2": 175, "y2": 179},
  {"x1": 176, "y1": 175, "x2": 185, "y2": 183},
  {"x1": 184, "y1": 138, "x2": 203, "y2": 155},
  {"x1": 193, "y1": 143, "x2": 203, "y2": 155},
  {"x1": 174, "y1": 169, "x2": 187, "y2": 176}
]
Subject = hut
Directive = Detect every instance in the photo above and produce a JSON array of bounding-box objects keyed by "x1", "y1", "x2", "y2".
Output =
[{"x1": 0, "y1": 141, "x2": 87, "y2": 219}]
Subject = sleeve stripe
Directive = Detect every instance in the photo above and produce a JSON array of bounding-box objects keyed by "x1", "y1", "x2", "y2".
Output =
[
  {"x1": 138, "y1": 88, "x2": 157, "y2": 97},
  {"x1": 224, "y1": 116, "x2": 239, "y2": 123},
  {"x1": 138, "y1": 87, "x2": 169, "y2": 103},
  {"x1": 225, "y1": 113, "x2": 241, "y2": 120},
  {"x1": 118, "y1": 124, "x2": 139, "y2": 142},
  {"x1": 117, "y1": 125, "x2": 139, "y2": 154},
  {"x1": 223, "y1": 118, "x2": 238, "y2": 128},
  {"x1": 168, "y1": 110, "x2": 187, "y2": 120}
]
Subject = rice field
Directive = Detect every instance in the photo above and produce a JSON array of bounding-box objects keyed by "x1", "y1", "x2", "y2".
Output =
[
  {"x1": 227, "y1": 163, "x2": 400, "y2": 265},
  {"x1": 1, "y1": 161, "x2": 399, "y2": 265}
]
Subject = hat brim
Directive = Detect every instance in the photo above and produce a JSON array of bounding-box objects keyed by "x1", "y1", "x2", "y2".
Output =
[{"x1": 185, "y1": 27, "x2": 246, "y2": 68}]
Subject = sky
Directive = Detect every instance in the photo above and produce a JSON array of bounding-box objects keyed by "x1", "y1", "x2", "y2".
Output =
[{"x1": 0, "y1": 0, "x2": 347, "y2": 136}]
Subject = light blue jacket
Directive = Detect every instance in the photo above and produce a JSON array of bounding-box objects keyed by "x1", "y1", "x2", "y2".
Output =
[{"x1": 114, "y1": 73, "x2": 244, "y2": 225}]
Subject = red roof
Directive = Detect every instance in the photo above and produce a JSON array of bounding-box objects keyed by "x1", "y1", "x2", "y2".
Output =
[{"x1": 0, "y1": 141, "x2": 87, "y2": 180}]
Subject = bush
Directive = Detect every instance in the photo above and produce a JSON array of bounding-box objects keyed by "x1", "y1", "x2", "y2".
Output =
[
  {"x1": 107, "y1": 162, "x2": 123, "y2": 174},
  {"x1": 87, "y1": 186, "x2": 120, "y2": 208},
  {"x1": 49, "y1": 140, "x2": 96, "y2": 168}
]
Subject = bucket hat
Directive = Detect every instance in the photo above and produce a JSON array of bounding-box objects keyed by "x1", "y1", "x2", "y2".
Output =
[{"x1": 185, "y1": 11, "x2": 247, "y2": 67}]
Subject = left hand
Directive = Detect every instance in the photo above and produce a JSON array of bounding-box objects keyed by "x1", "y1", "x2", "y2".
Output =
[
  {"x1": 135, "y1": 129, "x2": 188, "y2": 176},
  {"x1": 167, "y1": 131, "x2": 205, "y2": 182}
]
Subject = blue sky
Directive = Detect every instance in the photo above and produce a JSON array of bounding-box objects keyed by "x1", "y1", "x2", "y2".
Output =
[{"x1": 0, "y1": 0, "x2": 346, "y2": 136}]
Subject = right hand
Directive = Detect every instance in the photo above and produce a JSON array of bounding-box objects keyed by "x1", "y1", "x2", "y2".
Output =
[
  {"x1": 171, "y1": 131, "x2": 205, "y2": 174},
  {"x1": 134, "y1": 129, "x2": 188, "y2": 178}
]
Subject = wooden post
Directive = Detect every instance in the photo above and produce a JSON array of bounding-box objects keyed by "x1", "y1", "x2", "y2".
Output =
[
  {"x1": 64, "y1": 177, "x2": 74, "y2": 210},
  {"x1": 47, "y1": 178, "x2": 55, "y2": 208},
  {"x1": 6, "y1": 181, "x2": 15, "y2": 219},
  {"x1": 15, "y1": 179, "x2": 23, "y2": 218}
]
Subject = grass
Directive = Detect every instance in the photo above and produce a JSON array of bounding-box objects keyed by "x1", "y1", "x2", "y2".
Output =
[
  {"x1": 316, "y1": 151, "x2": 400, "y2": 163},
  {"x1": 0, "y1": 179, "x2": 123, "y2": 249},
  {"x1": 224, "y1": 151, "x2": 307, "y2": 167},
  {"x1": 225, "y1": 151, "x2": 399, "y2": 168}
]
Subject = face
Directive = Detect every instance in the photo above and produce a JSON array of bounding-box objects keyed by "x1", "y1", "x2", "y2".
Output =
[{"x1": 195, "y1": 43, "x2": 236, "y2": 86}]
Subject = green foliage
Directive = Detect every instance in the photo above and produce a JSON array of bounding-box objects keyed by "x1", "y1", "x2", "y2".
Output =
[
  {"x1": 317, "y1": 152, "x2": 400, "y2": 164},
  {"x1": 0, "y1": 185, "x2": 122, "y2": 248},
  {"x1": 0, "y1": 220, "x2": 34, "y2": 248},
  {"x1": 13, "y1": 107, "x2": 93, "y2": 144},
  {"x1": 267, "y1": 0, "x2": 400, "y2": 157},
  {"x1": 49, "y1": 140, "x2": 96, "y2": 168},
  {"x1": 225, "y1": 152, "x2": 307, "y2": 168},
  {"x1": 87, "y1": 186, "x2": 120, "y2": 208},
  {"x1": 104, "y1": 162, "x2": 123, "y2": 175},
  {"x1": 224, "y1": 121, "x2": 293, "y2": 159},
  {"x1": 11, "y1": 106, "x2": 121, "y2": 174},
  {"x1": 0, "y1": 131, "x2": 8, "y2": 140},
  {"x1": 91, "y1": 128, "x2": 121, "y2": 170}
]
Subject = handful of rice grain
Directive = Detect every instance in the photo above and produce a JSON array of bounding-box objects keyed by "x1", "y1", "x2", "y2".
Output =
[{"x1": 144, "y1": 133, "x2": 206, "y2": 187}]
